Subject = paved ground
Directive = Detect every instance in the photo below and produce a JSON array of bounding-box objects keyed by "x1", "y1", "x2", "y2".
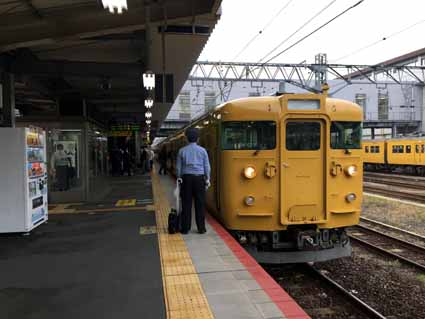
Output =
[{"x1": 0, "y1": 175, "x2": 165, "y2": 319}]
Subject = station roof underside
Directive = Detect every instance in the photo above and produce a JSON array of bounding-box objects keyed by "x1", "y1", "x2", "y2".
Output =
[{"x1": 0, "y1": 0, "x2": 222, "y2": 134}]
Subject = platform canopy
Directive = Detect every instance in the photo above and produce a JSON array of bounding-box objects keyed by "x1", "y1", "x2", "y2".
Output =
[{"x1": 0, "y1": 0, "x2": 222, "y2": 136}]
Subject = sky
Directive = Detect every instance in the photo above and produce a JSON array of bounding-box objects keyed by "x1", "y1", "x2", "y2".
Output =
[{"x1": 199, "y1": 0, "x2": 425, "y2": 65}]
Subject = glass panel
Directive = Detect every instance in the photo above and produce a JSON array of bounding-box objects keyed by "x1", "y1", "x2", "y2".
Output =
[
  {"x1": 286, "y1": 122, "x2": 320, "y2": 151},
  {"x1": 378, "y1": 93, "x2": 389, "y2": 120},
  {"x1": 406, "y1": 145, "x2": 411, "y2": 153},
  {"x1": 221, "y1": 121, "x2": 276, "y2": 150},
  {"x1": 365, "y1": 146, "x2": 369, "y2": 153},
  {"x1": 48, "y1": 130, "x2": 82, "y2": 192},
  {"x1": 330, "y1": 122, "x2": 362, "y2": 149}
]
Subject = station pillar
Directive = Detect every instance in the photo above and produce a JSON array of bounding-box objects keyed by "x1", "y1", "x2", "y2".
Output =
[
  {"x1": 371, "y1": 127, "x2": 375, "y2": 140},
  {"x1": 392, "y1": 124, "x2": 397, "y2": 138},
  {"x1": 1, "y1": 72, "x2": 15, "y2": 127}
]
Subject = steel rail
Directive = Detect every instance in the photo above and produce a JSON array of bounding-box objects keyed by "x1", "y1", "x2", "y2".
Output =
[
  {"x1": 363, "y1": 177, "x2": 425, "y2": 190},
  {"x1": 360, "y1": 216, "x2": 425, "y2": 242},
  {"x1": 353, "y1": 224, "x2": 425, "y2": 252},
  {"x1": 306, "y1": 264, "x2": 387, "y2": 319},
  {"x1": 349, "y1": 236, "x2": 425, "y2": 272},
  {"x1": 363, "y1": 185, "x2": 425, "y2": 204}
]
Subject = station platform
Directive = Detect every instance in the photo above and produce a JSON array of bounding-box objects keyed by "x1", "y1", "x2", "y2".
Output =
[{"x1": 0, "y1": 171, "x2": 310, "y2": 319}]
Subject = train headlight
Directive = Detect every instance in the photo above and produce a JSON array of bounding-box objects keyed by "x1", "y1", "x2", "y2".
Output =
[
  {"x1": 345, "y1": 165, "x2": 358, "y2": 177},
  {"x1": 244, "y1": 196, "x2": 255, "y2": 206},
  {"x1": 243, "y1": 166, "x2": 257, "y2": 179},
  {"x1": 345, "y1": 193, "x2": 357, "y2": 203}
]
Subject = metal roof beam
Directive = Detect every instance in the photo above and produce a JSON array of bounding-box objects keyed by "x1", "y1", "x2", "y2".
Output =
[{"x1": 11, "y1": 59, "x2": 145, "y2": 79}]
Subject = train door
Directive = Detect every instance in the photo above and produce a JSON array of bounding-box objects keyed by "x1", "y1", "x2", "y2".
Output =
[
  {"x1": 281, "y1": 119, "x2": 326, "y2": 224},
  {"x1": 414, "y1": 143, "x2": 422, "y2": 165}
]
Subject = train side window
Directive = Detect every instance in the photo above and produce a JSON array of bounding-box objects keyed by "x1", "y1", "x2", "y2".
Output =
[
  {"x1": 371, "y1": 146, "x2": 375, "y2": 153},
  {"x1": 422, "y1": 145, "x2": 425, "y2": 153},
  {"x1": 365, "y1": 146, "x2": 369, "y2": 153},
  {"x1": 392, "y1": 145, "x2": 397, "y2": 153},
  {"x1": 399, "y1": 145, "x2": 404, "y2": 153},
  {"x1": 286, "y1": 122, "x2": 320, "y2": 151},
  {"x1": 406, "y1": 145, "x2": 411, "y2": 153},
  {"x1": 376, "y1": 146, "x2": 380, "y2": 153}
]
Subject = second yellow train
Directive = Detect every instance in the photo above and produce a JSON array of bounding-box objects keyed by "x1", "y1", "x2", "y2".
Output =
[{"x1": 363, "y1": 138, "x2": 425, "y2": 174}]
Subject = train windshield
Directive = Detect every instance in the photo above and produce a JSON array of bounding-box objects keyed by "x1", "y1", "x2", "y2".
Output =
[
  {"x1": 221, "y1": 121, "x2": 276, "y2": 150},
  {"x1": 330, "y1": 121, "x2": 362, "y2": 149}
]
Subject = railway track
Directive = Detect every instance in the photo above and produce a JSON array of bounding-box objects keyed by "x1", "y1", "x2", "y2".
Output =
[
  {"x1": 360, "y1": 216, "x2": 425, "y2": 248},
  {"x1": 265, "y1": 263, "x2": 386, "y2": 319},
  {"x1": 364, "y1": 171, "x2": 425, "y2": 190},
  {"x1": 348, "y1": 222, "x2": 425, "y2": 272},
  {"x1": 363, "y1": 183, "x2": 425, "y2": 203}
]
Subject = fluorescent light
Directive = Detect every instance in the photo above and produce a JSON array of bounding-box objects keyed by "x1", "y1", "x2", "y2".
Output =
[
  {"x1": 143, "y1": 71, "x2": 155, "y2": 90},
  {"x1": 146, "y1": 119, "x2": 152, "y2": 125},
  {"x1": 145, "y1": 111, "x2": 152, "y2": 119},
  {"x1": 101, "y1": 0, "x2": 127, "y2": 14},
  {"x1": 144, "y1": 98, "x2": 153, "y2": 108}
]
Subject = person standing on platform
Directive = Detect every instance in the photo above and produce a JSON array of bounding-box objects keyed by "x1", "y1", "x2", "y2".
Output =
[
  {"x1": 176, "y1": 128, "x2": 211, "y2": 234},
  {"x1": 51, "y1": 144, "x2": 70, "y2": 191},
  {"x1": 158, "y1": 145, "x2": 168, "y2": 175},
  {"x1": 147, "y1": 147, "x2": 154, "y2": 171},
  {"x1": 122, "y1": 148, "x2": 132, "y2": 176}
]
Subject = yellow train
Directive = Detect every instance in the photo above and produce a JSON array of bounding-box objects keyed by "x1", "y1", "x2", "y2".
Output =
[
  {"x1": 162, "y1": 91, "x2": 363, "y2": 263},
  {"x1": 363, "y1": 138, "x2": 425, "y2": 174}
]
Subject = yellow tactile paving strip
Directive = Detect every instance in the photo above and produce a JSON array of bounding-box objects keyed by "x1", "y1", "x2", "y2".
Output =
[
  {"x1": 151, "y1": 171, "x2": 214, "y2": 319},
  {"x1": 48, "y1": 204, "x2": 154, "y2": 215}
]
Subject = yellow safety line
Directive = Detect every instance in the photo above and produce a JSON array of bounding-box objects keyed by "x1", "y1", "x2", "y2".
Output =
[
  {"x1": 115, "y1": 199, "x2": 137, "y2": 207},
  {"x1": 151, "y1": 171, "x2": 214, "y2": 319},
  {"x1": 48, "y1": 204, "x2": 155, "y2": 215}
]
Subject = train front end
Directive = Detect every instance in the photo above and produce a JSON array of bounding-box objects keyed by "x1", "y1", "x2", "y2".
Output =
[{"x1": 219, "y1": 93, "x2": 363, "y2": 263}]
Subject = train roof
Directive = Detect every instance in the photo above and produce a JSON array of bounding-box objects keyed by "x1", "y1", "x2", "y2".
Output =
[
  {"x1": 215, "y1": 94, "x2": 362, "y2": 121},
  {"x1": 364, "y1": 137, "x2": 425, "y2": 142}
]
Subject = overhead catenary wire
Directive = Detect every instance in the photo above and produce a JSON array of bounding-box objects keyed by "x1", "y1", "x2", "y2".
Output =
[
  {"x1": 332, "y1": 17, "x2": 425, "y2": 63},
  {"x1": 232, "y1": 0, "x2": 294, "y2": 61},
  {"x1": 258, "y1": 0, "x2": 338, "y2": 63},
  {"x1": 262, "y1": 0, "x2": 365, "y2": 64}
]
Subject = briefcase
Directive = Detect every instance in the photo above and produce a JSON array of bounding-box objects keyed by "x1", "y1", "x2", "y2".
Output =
[{"x1": 168, "y1": 208, "x2": 180, "y2": 234}]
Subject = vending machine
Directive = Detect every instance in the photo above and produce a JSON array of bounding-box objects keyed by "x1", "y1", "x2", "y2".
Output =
[{"x1": 0, "y1": 127, "x2": 48, "y2": 233}]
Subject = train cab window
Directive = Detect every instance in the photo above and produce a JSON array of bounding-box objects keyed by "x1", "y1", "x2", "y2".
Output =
[
  {"x1": 406, "y1": 145, "x2": 412, "y2": 153},
  {"x1": 365, "y1": 146, "x2": 369, "y2": 153},
  {"x1": 330, "y1": 122, "x2": 362, "y2": 149},
  {"x1": 221, "y1": 121, "x2": 276, "y2": 150},
  {"x1": 286, "y1": 122, "x2": 320, "y2": 150}
]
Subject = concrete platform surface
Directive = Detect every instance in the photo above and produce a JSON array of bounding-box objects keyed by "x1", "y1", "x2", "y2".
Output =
[
  {"x1": 0, "y1": 175, "x2": 165, "y2": 319},
  {"x1": 158, "y1": 174, "x2": 310, "y2": 319}
]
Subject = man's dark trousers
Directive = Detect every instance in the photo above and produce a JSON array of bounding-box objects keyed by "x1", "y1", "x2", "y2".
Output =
[{"x1": 181, "y1": 174, "x2": 206, "y2": 233}]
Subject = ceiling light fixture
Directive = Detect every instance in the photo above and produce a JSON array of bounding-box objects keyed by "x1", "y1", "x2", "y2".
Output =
[
  {"x1": 142, "y1": 71, "x2": 155, "y2": 90},
  {"x1": 144, "y1": 98, "x2": 154, "y2": 109},
  {"x1": 101, "y1": 0, "x2": 128, "y2": 14},
  {"x1": 146, "y1": 119, "x2": 152, "y2": 125},
  {"x1": 145, "y1": 111, "x2": 152, "y2": 119}
]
